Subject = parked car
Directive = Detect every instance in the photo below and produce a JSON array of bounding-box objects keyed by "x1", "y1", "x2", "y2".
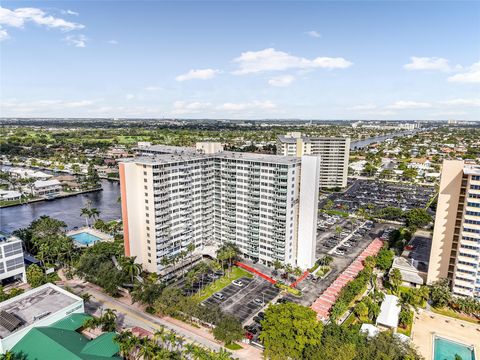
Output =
[
  {"x1": 213, "y1": 292, "x2": 225, "y2": 300},
  {"x1": 232, "y1": 279, "x2": 244, "y2": 287},
  {"x1": 253, "y1": 298, "x2": 264, "y2": 306}
]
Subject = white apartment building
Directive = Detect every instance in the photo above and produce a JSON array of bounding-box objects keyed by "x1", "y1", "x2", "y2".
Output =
[
  {"x1": 0, "y1": 233, "x2": 26, "y2": 284},
  {"x1": 276, "y1": 132, "x2": 350, "y2": 188},
  {"x1": 427, "y1": 160, "x2": 480, "y2": 299},
  {"x1": 119, "y1": 146, "x2": 320, "y2": 274}
]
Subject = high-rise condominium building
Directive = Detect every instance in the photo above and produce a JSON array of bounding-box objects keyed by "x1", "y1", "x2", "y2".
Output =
[
  {"x1": 276, "y1": 132, "x2": 350, "y2": 188},
  {"x1": 427, "y1": 160, "x2": 480, "y2": 298},
  {"x1": 119, "y1": 144, "x2": 320, "y2": 275}
]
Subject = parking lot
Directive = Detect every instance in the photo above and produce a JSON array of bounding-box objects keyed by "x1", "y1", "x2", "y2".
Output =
[
  {"x1": 323, "y1": 179, "x2": 436, "y2": 213},
  {"x1": 283, "y1": 220, "x2": 395, "y2": 306},
  {"x1": 203, "y1": 277, "x2": 280, "y2": 324}
]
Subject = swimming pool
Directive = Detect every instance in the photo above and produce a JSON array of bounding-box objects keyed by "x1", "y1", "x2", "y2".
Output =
[
  {"x1": 69, "y1": 232, "x2": 102, "y2": 246},
  {"x1": 434, "y1": 336, "x2": 476, "y2": 360}
]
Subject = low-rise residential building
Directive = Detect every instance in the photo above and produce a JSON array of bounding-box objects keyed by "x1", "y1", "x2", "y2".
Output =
[
  {"x1": 376, "y1": 294, "x2": 401, "y2": 331},
  {"x1": 0, "y1": 190, "x2": 22, "y2": 202},
  {"x1": 0, "y1": 283, "x2": 84, "y2": 353},
  {"x1": 31, "y1": 179, "x2": 61, "y2": 196},
  {"x1": 11, "y1": 313, "x2": 121, "y2": 360},
  {"x1": 0, "y1": 233, "x2": 26, "y2": 284}
]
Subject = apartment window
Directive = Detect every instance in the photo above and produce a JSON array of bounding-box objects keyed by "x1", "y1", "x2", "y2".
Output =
[
  {"x1": 3, "y1": 243, "x2": 22, "y2": 258},
  {"x1": 472, "y1": 175, "x2": 480, "y2": 181},
  {"x1": 144, "y1": 171, "x2": 147, "y2": 175},
  {"x1": 6, "y1": 257, "x2": 24, "y2": 272},
  {"x1": 144, "y1": 186, "x2": 148, "y2": 190}
]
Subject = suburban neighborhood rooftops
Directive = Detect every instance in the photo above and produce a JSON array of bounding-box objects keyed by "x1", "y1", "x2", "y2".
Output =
[
  {"x1": 376, "y1": 294, "x2": 401, "y2": 329},
  {"x1": 0, "y1": 283, "x2": 82, "y2": 339}
]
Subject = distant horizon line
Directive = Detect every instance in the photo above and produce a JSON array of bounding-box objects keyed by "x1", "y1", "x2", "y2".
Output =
[{"x1": 1, "y1": 118, "x2": 478, "y2": 122}]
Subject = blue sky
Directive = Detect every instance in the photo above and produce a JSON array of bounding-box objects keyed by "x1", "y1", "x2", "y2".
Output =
[{"x1": 1, "y1": 1, "x2": 479, "y2": 120}]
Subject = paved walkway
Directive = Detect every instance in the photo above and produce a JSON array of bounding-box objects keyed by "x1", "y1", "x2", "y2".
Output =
[{"x1": 311, "y1": 238, "x2": 384, "y2": 321}]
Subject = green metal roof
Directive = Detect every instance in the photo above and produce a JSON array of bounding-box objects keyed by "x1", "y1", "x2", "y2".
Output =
[
  {"x1": 11, "y1": 313, "x2": 121, "y2": 360},
  {"x1": 51, "y1": 313, "x2": 92, "y2": 331},
  {"x1": 81, "y1": 332, "x2": 119, "y2": 357}
]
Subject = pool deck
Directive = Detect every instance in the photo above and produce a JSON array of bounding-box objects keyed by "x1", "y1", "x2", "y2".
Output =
[
  {"x1": 66, "y1": 227, "x2": 113, "y2": 245},
  {"x1": 411, "y1": 310, "x2": 480, "y2": 360}
]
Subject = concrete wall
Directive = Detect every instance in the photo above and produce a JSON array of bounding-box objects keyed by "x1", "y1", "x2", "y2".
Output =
[
  {"x1": 427, "y1": 160, "x2": 464, "y2": 284},
  {"x1": 297, "y1": 156, "x2": 321, "y2": 269}
]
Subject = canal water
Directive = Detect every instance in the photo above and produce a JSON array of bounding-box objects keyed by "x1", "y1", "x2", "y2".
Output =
[
  {"x1": 0, "y1": 179, "x2": 122, "y2": 233},
  {"x1": 350, "y1": 128, "x2": 423, "y2": 150}
]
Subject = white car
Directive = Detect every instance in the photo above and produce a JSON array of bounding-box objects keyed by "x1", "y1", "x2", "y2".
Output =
[
  {"x1": 232, "y1": 279, "x2": 244, "y2": 287},
  {"x1": 334, "y1": 249, "x2": 346, "y2": 255}
]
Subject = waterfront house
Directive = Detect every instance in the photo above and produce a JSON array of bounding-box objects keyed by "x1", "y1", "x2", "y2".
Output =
[{"x1": 31, "y1": 179, "x2": 61, "y2": 196}]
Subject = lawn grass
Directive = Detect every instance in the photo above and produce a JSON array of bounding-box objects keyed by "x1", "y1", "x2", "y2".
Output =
[
  {"x1": 431, "y1": 307, "x2": 480, "y2": 325},
  {"x1": 397, "y1": 323, "x2": 412, "y2": 337},
  {"x1": 225, "y1": 343, "x2": 242, "y2": 350},
  {"x1": 194, "y1": 266, "x2": 253, "y2": 302},
  {"x1": 322, "y1": 209, "x2": 349, "y2": 218}
]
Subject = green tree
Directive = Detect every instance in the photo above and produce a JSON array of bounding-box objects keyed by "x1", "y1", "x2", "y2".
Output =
[
  {"x1": 260, "y1": 303, "x2": 323, "y2": 360},
  {"x1": 26, "y1": 264, "x2": 45, "y2": 288},
  {"x1": 430, "y1": 279, "x2": 452, "y2": 308},
  {"x1": 375, "y1": 247, "x2": 394, "y2": 270},
  {"x1": 389, "y1": 268, "x2": 403, "y2": 294},
  {"x1": 354, "y1": 301, "x2": 369, "y2": 321},
  {"x1": 404, "y1": 208, "x2": 432, "y2": 229},
  {"x1": 212, "y1": 316, "x2": 243, "y2": 345}
]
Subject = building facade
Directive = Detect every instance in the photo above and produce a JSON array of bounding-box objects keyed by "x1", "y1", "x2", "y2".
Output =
[
  {"x1": 427, "y1": 160, "x2": 480, "y2": 299},
  {"x1": 276, "y1": 132, "x2": 350, "y2": 188},
  {"x1": 119, "y1": 146, "x2": 320, "y2": 274},
  {"x1": 0, "y1": 233, "x2": 26, "y2": 284}
]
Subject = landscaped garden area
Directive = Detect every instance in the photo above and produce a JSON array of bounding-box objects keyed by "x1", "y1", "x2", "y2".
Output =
[{"x1": 194, "y1": 266, "x2": 253, "y2": 302}]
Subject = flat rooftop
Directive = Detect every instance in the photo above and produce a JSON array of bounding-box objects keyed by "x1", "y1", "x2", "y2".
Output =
[
  {"x1": 277, "y1": 135, "x2": 349, "y2": 143},
  {"x1": 464, "y1": 165, "x2": 480, "y2": 176},
  {"x1": 135, "y1": 144, "x2": 197, "y2": 154},
  {"x1": 0, "y1": 283, "x2": 81, "y2": 339},
  {"x1": 122, "y1": 150, "x2": 301, "y2": 166}
]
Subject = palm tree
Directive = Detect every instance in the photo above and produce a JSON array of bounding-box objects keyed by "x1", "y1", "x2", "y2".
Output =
[
  {"x1": 101, "y1": 308, "x2": 117, "y2": 332},
  {"x1": 90, "y1": 207, "x2": 100, "y2": 222},
  {"x1": 122, "y1": 257, "x2": 142, "y2": 285},
  {"x1": 389, "y1": 268, "x2": 403, "y2": 295},
  {"x1": 114, "y1": 330, "x2": 136, "y2": 360},
  {"x1": 0, "y1": 351, "x2": 26, "y2": 360},
  {"x1": 80, "y1": 207, "x2": 91, "y2": 227}
]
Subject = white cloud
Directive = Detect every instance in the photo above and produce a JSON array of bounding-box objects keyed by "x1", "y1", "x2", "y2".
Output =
[
  {"x1": 175, "y1": 69, "x2": 220, "y2": 81},
  {"x1": 0, "y1": 26, "x2": 8, "y2": 41},
  {"x1": 64, "y1": 10, "x2": 79, "y2": 16},
  {"x1": 268, "y1": 75, "x2": 295, "y2": 87},
  {"x1": 232, "y1": 48, "x2": 352, "y2": 75},
  {"x1": 0, "y1": 6, "x2": 84, "y2": 31},
  {"x1": 440, "y1": 98, "x2": 480, "y2": 107},
  {"x1": 447, "y1": 61, "x2": 480, "y2": 83},
  {"x1": 64, "y1": 34, "x2": 87, "y2": 47},
  {"x1": 305, "y1": 30, "x2": 321, "y2": 38},
  {"x1": 218, "y1": 100, "x2": 276, "y2": 111},
  {"x1": 107, "y1": 39, "x2": 118, "y2": 45},
  {"x1": 403, "y1": 56, "x2": 451, "y2": 71},
  {"x1": 125, "y1": 94, "x2": 135, "y2": 100},
  {"x1": 171, "y1": 101, "x2": 213, "y2": 115},
  {"x1": 386, "y1": 101, "x2": 432, "y2": 110}
]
